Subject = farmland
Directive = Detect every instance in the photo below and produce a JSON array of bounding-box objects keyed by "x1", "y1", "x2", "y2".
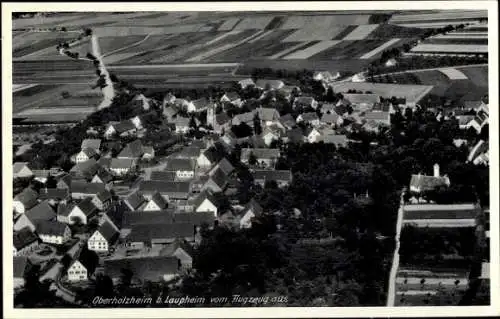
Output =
[{"x1": 331, "y1": 82, "x2": 434, "y2": 104}]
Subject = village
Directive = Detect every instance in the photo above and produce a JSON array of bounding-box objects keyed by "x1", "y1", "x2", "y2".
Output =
[{"x1": 12, "y1": 64, "x2": 491, "y2": 306}]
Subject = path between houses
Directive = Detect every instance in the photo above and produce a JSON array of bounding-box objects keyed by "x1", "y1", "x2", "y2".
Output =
[{"x1": 386, "y1": 190, "x2": 406, "y2": 306}]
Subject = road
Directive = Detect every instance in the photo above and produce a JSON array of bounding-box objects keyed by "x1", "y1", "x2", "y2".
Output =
[
  {"x1": 92, "y1": 34, "x2": 115, "y2": 110},
  {"x1": 369, "y1": 63, "x2": 488, "y2": 78},
  {"x1": 386, "y1": 189, "x2": 406, "y2": 307}
]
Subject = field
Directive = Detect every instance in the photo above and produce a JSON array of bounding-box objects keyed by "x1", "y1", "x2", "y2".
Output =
[
  {"x1": 389, "y1": 10, "x2": 487, "y2": 28},
  {"x1": 331, "y1": 82, "x2": 434, "y2": 104}
]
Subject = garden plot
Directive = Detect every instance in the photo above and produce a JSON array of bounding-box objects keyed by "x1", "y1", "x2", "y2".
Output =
[
  {"x1": 282, "y1": 40, "x2": 341, "y2": 60},
  {"x1": 341, "y1": 24, "x2": 380, "y2": 40},
  {"x1": 232, "y1": 16, "x2": 275, "y2": 30},
  {"x1": 411, "y1": 43, "x2": 488, "y2": 53},
  {"x1": 186, "y1": 30, "x2": 265, "y2": 62},
  {"x1": 218, "y1": 17, "x2": 241, "y2": 31},
  {"x1": 359, "y1": 38, "x2": 401, "y2": 59}
]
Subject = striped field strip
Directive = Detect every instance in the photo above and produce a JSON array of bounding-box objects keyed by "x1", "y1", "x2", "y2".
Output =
[
  {"x1": 267, "y1": 41, "x2": 313, "y2": 59},
  {"x1": 359, "y1": 38, "x2": 401, "y2": 59},
  {"x1": 395, "y1": 21, "x2": 481, "y2": 28},
  {"x1": 206, "y1": 30, "x2": 242, "y2": 46},
  {"x1": 411, "y1": 43, "x2": 488, "y2": 53},
  {"x1": 248, "y1": 30, "x2": 274, "y2": 43},
  {"x1": 282, "y1": 40, "x2": 341, "y2": 59},
  {"x1": 341, "y1": 24, "x2": 379, "y2": 40},
  {"x1": 438, "y1": 67, "x2": 469, "y2": 79}
]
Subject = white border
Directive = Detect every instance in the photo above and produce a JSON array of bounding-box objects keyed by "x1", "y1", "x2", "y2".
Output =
[{"x1": 2, "y1": 2, "x2": 499, "y2": 318}]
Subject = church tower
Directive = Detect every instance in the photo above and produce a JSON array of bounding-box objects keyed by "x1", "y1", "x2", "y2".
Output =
[{"x1": 207, "y1": 97, "x2": 216, "y2": 129}]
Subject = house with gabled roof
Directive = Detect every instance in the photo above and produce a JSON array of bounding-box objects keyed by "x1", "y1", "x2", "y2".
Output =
[
  {"x1": 209, "y1": 158, "x2": 235, "y2": 177},
  {"x1": 166, "y1": 158, "x2": 196, "y2": 180},
  {"x1": 364, "y1": 111, "x2": 391, "y2": 126},
  {"x1": 110, "y1": 158, "x2": 136, "y2": 176},
  {"x1": 75, "y1": 147, "x2": 98, "y2": 164},
  {"x1": 81, "y1": 139, "x2": 101, "y2": 153},
  {"x1": 232, "y1": 111, "x2": 255, "y2": 127},
  {"x1": 138, "y1": 181, "x2": 191, "y2": 201},
  {"x1": 70, "y1": 180, "x2": 106, "y2": 200},
  {"x1": 238, "y1": 78, "x2": 255, "y2": 89},
  {"x1": 69, "y1": 158, "x2": 101, "y2": 180},
  {"x1": 56, "y1": 173, "x2": 72, "y2": 190},
  {"x1": 14, "y1": 256, "x2": 34, "y2": 289},
  {"x1": 279, "y1": 113, "x2": 296, "y2": 130},
  {"x1": 296, "y1": 112, "x2": 320, "y2": 127},
  {"x1": 261, "y1": 126, "x2": 282, "y2": 147},
  {"x1": 187, "y1": 97, "x2": 210, "y2": 113},
  {"x1": 214, "y1": 112, "x2": 232, "y2": 134},
  {"x1": 201, "y1": 167, "x2": 228, "y2": 194},
  {"x1": 241, "y1": 148, "x2": 280, "y2": 168},
  {"x1": 13, "y1": 187, "x2": 38, "y2": 215},
  {"x1": 285, "y1": 127, "x2": 305, "y2": 144},
  {"x1": 36, "y1": 220, "x2": 71, "y2": 245},
  {"x1": 88, "y1": 219, "x2": 120, "y2": 253},
  {"x1": 13, "y1": 227, "x2": 40, "y2": 257},
  {"x1": 255, "y1": 79, "x2": 285, "y2": 91},
  {"x1": 163, "y1": 105, "x2": 179, "y2": 122},
  {"x1": 38, "y1": 188, "x2": 70, "y2": 206},
  {"x1": 197, "y1": 146, "x2": 224, "y2": 170},
  {"x1": 117, "y1": 140, "x2": 144, "y2": 159},
  {"x1": 58, "y1": 197, "x2": 98, "y2": 225},
  {"x1": 293, "y1": 96, "x2": 319, "y2": 110},
  {"x1": 252, "y1": 169, "x2": 293, "y2": 188},
  {"x1": 469, "y1": 109, "x2": 488, "y2": 134},
  {"x1": 322, "y1": 134, "x2": 349, "y2": 147},
  {"x1": 468, "y1": 139, "x2": 489, "y2": 166},
  {"x1": 174, "y1": 116, "x2": 190, "y2": 134},
  {"x1": 159, "y1": 238, "x2": 194, "y2": 270},
  {"x1": 66, "y1": 248, "x2": 98, "y2": 282},
  {"x1": 123, "y1": 191, "x2": 146, "y2": 211},
  {"x1": 92, "y1": 189, "x2": 113, "y2": 211},
  {"x1": 126, "y1": 222, "x2": 196, "y2": 247},
  {"x1": 191, "y1": 190, "x2": 218, "y2": 217},
  {"x1": 104, "y1": 120, "x2": 137, "y2": 139},
  {"x1": 13, "y1": 162, "x2": 33, "y2": 179},
  {"x1": 91, "y1": 170, "x2": 113, "y2": 188},
  {"x1": 321, "y1": 112, "x2": 344, "y2": 127},
  {"x1": 305, "y1": 127, "x2": 322, "y2": 143},
  {"x1": 14, "y1": 200, "x2": 56, "y2": 233},
  {"x1": 239, "y1": 198, "x2": 264, "y2": 229},
  {"x1": 104, "y1": 256, "x2": 181, "y2": 284},
  {"x1": 143, "y1": 192, "x2": 169, "y2": 211},
  {"x1": 220, "y1": 91, "x2": 242, "y2": 107}
]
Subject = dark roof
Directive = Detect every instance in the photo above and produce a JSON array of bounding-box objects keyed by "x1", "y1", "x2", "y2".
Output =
[
  {"x1": 224, "y1": 91, "x2": 241, "y2": 101},
  {"x1": 299, "y1": 112, "x2": 319, "y2": 121},
  {"x1": 410, "y1": 174, "x2": 449, "y2": 192},
  {"x1": 38, "y1": 188, "x2": 69, "y2": 201},
  {"x1": 14, "y1": 188, "x2": 38, "y2": 208},
  {"x1": 150, "y1": 171, "x2": 176, "y2": 182},
  {"x1": 213, "y1": 158, "x2": 234, "y2": 176},
  {"x1": 81, "y1": 139, "x2": 101, "y2": 150},
  {"x1": 127, "y1": 223, "x2": 195, "y2": 242},
  {"x1": 176, "y1": 147, "x2": 201, "y2": 159},
  {"x1": 96, "y1": 220, "x2": 119, "y2": 244},
  {"x1": 294, "y1": 96, "x2": 316, "y2": 106},
  {"x1": 201, "y1": 147, "x2": 224, "y2": 163},
  {"x1": 113, "y1": 120, "x2": 136, "y2": 134},
  {"x1": 98, "y1": 157, "x2": 112, "y2": 169},
  {"x1": 372, "y1": 101, "x2": 392, "y2": 112},
  {"x1": 13, "y1": 256, "x2": 31, "y2": 278},
  {"x1": 71, "y1": 181, "x2": 106, "y2": 195},
  {"x1": 191, "y1": 97, "x2": 209, "y2": 110},
  {"x1": 14, "y1": 227, "x2": 39, "y2": 250},
  {"x1": 242, "y1": 198, "x2": 263, "y2": 216},
  {"x1": 110, "y1": 158, "x2": 135, "y2": 169},
  {"x1": 335, "y1": 104, "x2": 350, "y2": 115},
  {"x1": 321, "y1": 112, "x2": 340, "y2": 124},
  {"x1": 124, "y1": 191, "x2": 145, "y2": 211},
  {"x1": 166, "y1": 158, "x2": 195, "y2": 171},
  {"x1": 70, "y1": 159, "x2": 100, "y2": 176},
  {"x1": 279, "y1": 114, "x2": 296, "y2": 128},
  {"x1": 118, "y1": 140, "x2": 144, "y2": 159},
  {"x1": 104, "y1": 256, "x2": 180, "y2": 281},
  {"x1": 252, "y1": 169, "x2": 293, "y2": 182},
  {"x1": 207, "y1": 167, "x2": 228, "y2": 189},
  {"x1": 173, "y1": 211, "x2": 216, "y2": 225},
  {"x1": 364, "y1": 111, "x2": 390, "y2": 121},
  {"x1": 94, "y1": 170, "x2": 113, "y2": 183},
  {"x1": 81, "y1": 147, "x2": 98, "y2": 159},
  {"x1": 403, "y1": 203, "x2": 480, "y2": 220},
  {"x1": 25, "y1": 200, "x2": 56, "y2": 222},
  {"x1": 241, "y1": 148, "x2": 280, "y2": 160},
  {"x1": 215, "y1": 113, "x2": 231, "y2": 125},
  {"x1": 74, "y1": 248, "x2": 98, "y2": 275},
  {"x1": 35, "y1": 220, "x2": 68, "y2": 236},
  {"x1": 150, "y1": 192, "x2": 168, "y2": 210},
  {"x1": 138, "y1": 181, "x2": 191, "y2": 199},
  {"x1": 77, "y1": 197, "x2": 99, "y2": 216},
  {"x1": 191, "y1": 190, "x2": 217, "y2": 209},
  {"x1": 122, "y1": 209, "x2": 175, "y2": 228},
  {"x1": 159, "y1": 238, "x2": 194, "y2": 259},
  {"x1": 13, "y1": 162, "x2": 31, "y2": 175},
  {"x1": 286, "y1": 128, "x2": 305, "y2": 143},
  {"x1": 96, "y1": 190, "x2": 112, "y2": 203}
]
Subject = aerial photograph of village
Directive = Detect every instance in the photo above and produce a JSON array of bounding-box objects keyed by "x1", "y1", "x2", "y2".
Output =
[{"x1": 10, "y1": 8, "x2": 491, "y2": 309}]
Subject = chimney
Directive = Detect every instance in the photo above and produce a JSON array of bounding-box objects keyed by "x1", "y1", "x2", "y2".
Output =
[{"x1": 433, "y1": 163, "x2": 440, "y2": 177}]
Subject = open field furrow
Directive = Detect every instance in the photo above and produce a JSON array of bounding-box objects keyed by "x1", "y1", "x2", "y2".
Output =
[
  {"x1": 218, "y1": 18, "x2": 241, "y2": 31},
  {"x1": 342, "y1": 24, "x2": 380, "y2": 40},
  {"x1": 283, "y1": 40, "x2": 342, "y2": 59},
  {"x1": 411, "y1": 44, "x2": 488, "y2": 53}
]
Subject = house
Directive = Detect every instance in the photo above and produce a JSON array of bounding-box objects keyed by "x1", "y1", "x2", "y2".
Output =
[
  {"x1": 138, "y1": 181, "x2": 191, "y2": 201},
  {"x1": 163, "y1": 105, "x2": 179, "y2": 122},
  {"x1": 13, "y1": 227, "x2": 40, "y2": 257},
  {"x1": 285, "y1": 127, "x2": 305, "y2": 144},
  {"x1": 261, "y1": 127, "x2": 281, "y2": 146},
  {"x1": 364, "y1": 111, "x2": 391, "y2": 126},
  {"x1": 305, "y1": 127, "x2": 322, "y2": 143},
  {"x1": 352, "y1": 73, "x2": 366, "y2": 82},
  {"x1": 176, "y1": 146, "x2": 202, "y2": 160},
  {"x1": 13, "y1": 188, "x2": 38, "y2": 215},
  {"x1": 150, "y1": 171, "x2": 177, "y2": 182},
  {"x1": 126, "y1": 221, "x2": 196, "y2": 247},
  {"x1": 36, "y1": 183, "x2": 61, "y2": 200},
  {"x1": 201, "y1": 167, "x2": 228, "y2": 193},
  {"x1": 238, "y1": 78, "x2": 255, "y2": 89},
  {"x1": 81, "y1": 139, "x2": 101, "y2": 153},
  {"x1": 174, "y1": 117, "x2": 190, "y2": 133},
  {"x1": 110, "y1": 158, "x2": 136, "y2": 176},
  {"x1": 296, "y1": 112, "x2": 320, "y2": 127},
  {"x1": 69, "y1": 159, "x2": 101, "y2": 180},
  {"x1": 321, "y1": 112, "x2": 344, "y2": 127},
  {"x1": 402, "y1": 203, "x2": 480, "y2": 228},
  {"x1": 13, "y1": 256, "x2": 33, "y2": 289},
  {"x1": 344, "y1": 94, "x2": 379, "y2": 112},
  {"x1": 457, "y1": 115, "x2": 476, "y2": 130},
  {"x1": 123, "y1": 191, "x2": 146, "y2": 211},
  {"x1": 92, "y1": 189, "x2": 113, "y2": 211},
  {"x1": 166, "y1": 158, "x2": 196, "y2": 180},
  {"x1": 232, "y1": 111, "x2": 255, "y2": 127},
  {"x1": 220, "y1": 92, "x2": 243, "y2": 107},
  {"x1": 31, "y1": 169, "x2": 51, "y2": 184},
  {"x1": 75, "y1": 148, "x2": 98, "y2": 163},
  {"x1": 192, "y1": 191, "x2": 218, "y2": 217},
  {"x1": 39, "y1": 259, "x2": 64, "y2": 283},
  {"x1": 209, "y1": 158, "x2": 235, "y2": 177},
  {"x1": 14, "y1": 200, "x2": 56, "y2": 232},
  {"x1": 56, "y1": 173, "x2": 72, "y2": 189},
  {"x1": 36, "y1": 220, "x2": 71, "y2": 245},
  {"x1": 293, "y1": 96, "x2": 319, "y2": 109},
  {"x1": 409, "y1": 164, "x2": 451, "y2": 194},
  {"x1": 197, "y1": 146, "x2": 224, "y2": 170},
  {"x1": 214, "y1": 113, "x2": 232, "y2": 134},
  {"x1": 187, "y1": 97, "x2": 210, "y2": 113},
  {"x1": 58, "y1": 197, "x2": 98, "y2": 225},
  {"x1": 133, "y1": 93, "x2": 151, "y2": 111},
  {"x1": 241, "y1": 148, "x2": 280, "y2": 168},
  {"x1": 239, "y1": 199, "x2": 264, "y2": 229},
  {"x1": 469, "y1": 110, "x2": 488, "y2": 133},
  {"x1": 322, "y1": 134, "x2": 349, "y2": 147},
  {"x1": 385, "y1": 58, "x2": 397, "y2": 67},
  {"x1": 279, "y1": 114, "x2": 296, "y2": 130},
  {"x1": 143, "y1": 192, "x2": 169, "y2": 211},
  {"x1": 159, "y1": 239, "x2": 194, "y2": 270},
  {"x1": 256, "y1": 108, "x2": 281, "y2": 126},
  {"x1": 104, "y1": 121, "x2": 137, "y2": 139},
  {"x1": 278, "y1": 85, "x2": 301, "y2": 101},
  {"x1": 104, "y1": 256, "x2": 181, "y2": 284},
  {"x1": 70, "y1": 180, "x2": 106, "y2": 200},
  {"x1": 13, "y1": 162, "x2": 33, "y2": 179},
  {"x1": 66, "y1": 248, "x2": 98, "y2": 282},
  {"x1": 467, "y1": 140, "x2": 489, "y2": 165},
  {"x1": 255, "y1": 79, "x2": 285, "y2": 91},
  {"x1": 118, "y1": 140, "x2": 144, "y2": 159},
  {"x1": 91, "y1": 170, "x2": 113, "y2": 188},
  {"x1": 252, "y1": 169, "x2": 293, "y2": 188},
  {"x1": 88, "y1": 218, "x2": 120, "y2": 253}
]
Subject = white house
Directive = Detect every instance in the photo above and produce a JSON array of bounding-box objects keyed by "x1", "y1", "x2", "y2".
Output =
[
  {"x1": 13, "y1": 188, "x2": 38, "y2": 215},
  {"x1": 88, "y1": 220, "x2": 119, "y2": 253},
  {"x1": 261, "y1": 128, "x2": 280, "y2": 147},
  {"x1": 166, "y1": 158, "x2": 196, "y2": 180},
  {"x1": 197, "y1": 147, "x2": 223, "y2": 170},
  {"x1": 110, "y1": 158, "x2": 135, "y2": 176},
  {"x1": 13, "y1": 162, "x2": 33, "y2": 179},
  {"x1": 352, "y1": 73, "x2": 366, "y2": 82},
  {"x1": 220, "y1": 92, "x2": 243, "y2": 107},
  {"x1": 58, "y1": 198, "x2": 98, "y2": 225},
  {"x1": 67, "y1": 259, "x2": 89, "y2": 282},
  {"x1": 238, "y1": 78, "x2": 255, "y2": 89},
  {"x1": 193, "y1": 191, "x2": 218, "y2": 217},
  {"x1": 36, "y1": 220, "x2": 71, "y2": 245},
  {"x1": 91, "y1": 190, "x2": 112, "y2": 211},
  {"x1": 306, "y1": 127, "x2": 322, "y2": 143},
  {"x1": 239, "y1": 199, "x2": 263, "y2": 229},
  {"x1": 296, "y1": 112, "x2": 320, "y2": 127},
  {"x1": 75, "y1": 148, "x2": 98, "y2": 163},
  {"x1": 142, "y1": 192, "x2": 168, "y2": 211}
]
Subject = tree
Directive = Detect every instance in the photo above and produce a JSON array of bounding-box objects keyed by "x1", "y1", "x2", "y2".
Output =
[
  {"x1": 61, "y1": 91, "x2": 71, "y2": 99},
  {"x1": 248, "y1": 152, "x2": 257, "y2": 165},
  {"x1": 189, "y1": 116, "x2": 197, "y2": 130},
  {"x1": 84, "y1": 28, "x2": 93, "y2": 36},
  {"x1": 253, "y1": 113, "x2": 262, "y2": 135}
]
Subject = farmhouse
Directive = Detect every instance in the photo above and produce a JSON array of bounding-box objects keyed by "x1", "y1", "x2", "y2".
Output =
[
  {"x1": 138, "y1": 181, "x2": 191, "y2": 201},
  {"x1": 296, "y1": 112, "x2": 320, "y2": 127},
  {"x1": 13, "y1": 227, "x2": 40, "y2": 257},
  {"x1": 104, "y1": 256, "x2": 181, "y2": 284},
  {"x1": 255, "y1": 79, "x2": 285, "y2": 90},
  {"x1": 241, "y1": 148, "x2": 280, "y2": 167},
  {"x1": 187, "y1": 97, "x2": 210, "y2": 113},
  {"x1": 110, "y1": 158, "x2": 136, "y2": 176},
  {"x1": 66, "y1": 250, "x2": 97, "y2": 282},
  {"x1": 13, "y1": 188, "x2": 38, "y2": 215},
  {"x1": 192, "y1": 191, "x2": 218, "y2": 217},
  {"x1": 125, "y1": 222, "x2": 196, "y2": 247},
  {"x1": 468, "y1": 140, "x2": 489, "y2": 166},
  {"x1": 166, "y1": 158, "x2": 196, "y2": 180},
  {"x1": 214, "y1": 113, "x2": 232, "y2": 134},
  {"x1": 293, "y1": 96, "x2": 319, "y2": 109},
  {"x1": 81, "y1": 139, "x2": 101, "y2": 153},
  {"x1": 261, "y1": 127, "x2": 281, "y2": 146},
  {"x1": 123, "y1": 191, "x2": 146, "y2": 211},
  {"x1": 232, "y1": 111, "x2": 255, "y2": 127},
  {"x1": 13, "y1": 162, "x2": 33, "y2": 179},
  {"x1": 75, "y1": 148, "x2": 98, "y2": 163},
  {"x1": 279, "y1": 114, "x2": 297, "y2": 129},
  {"x1": 118, "y1": 140, "x2": 146, "y2": 159},
  {"x1": 36, "y1": 220, "x2": 71, "y2": 245},
  {"x1": 402, "y1": 203, "x2": 480, "y2": 228},
  {"x1": 143, "y1": 192, "x2": 169, "y2": 211},
  {"x1": 91, "y1": 189, "x2": 113, "y2": 211},
  {"x1": 91, "y1": 170, "x2": 113, "y2": 187},
  {"x1": 104, "y1": 121, "x2": 137, "y2": 139},
  {"x1": 70, "y1": 180, "x2": 106, "y2": 200},
  {"x1": 238, "y1": 78, "x2": 255, "y2": 89},
  {"x1": 58, "y1": 197, "x2": 98, "y2": 225},
  {"x1": 321, "y1": 112, "x2": 343, "y2": 127},
  {"x1": 364, "y1": 111, "x2": 391, "y2": 126},
  {"x1": 256, "y1": 108, "x2": 281, "y2": 125},
  {"x1": 69, "y1": 159, "x2": 101, "y2": 180},
  {"x1": 251, "y1": 169, "x2": 293, "y2": 188},
  {"x1": 409, "y1": 164, "x2": 451, "y2": 194},
  {"x1": 159, "y1": 239, "x2": 194, "y2": 270},
  {"x1": 239, "y1": 199, "x2": 264, "y2": 229},
  {"x1": 209, "y1": 158, "x2": 235, "y2": 176},
  {"x1": 88, "y1": 219, "x2": 119, "y2": 253},
  {"x1": 220, "y1": 92, "x2": 242, "y2": 107},
  {"x1": 14, "y1": 200, "x2": 56, "y2": 232},
  {"x1": 200, "y1": 167, "x2": 228, "y2": 194},
  {"x1": 197, "y1": 147, "x2": 224, "y2": 170}
]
